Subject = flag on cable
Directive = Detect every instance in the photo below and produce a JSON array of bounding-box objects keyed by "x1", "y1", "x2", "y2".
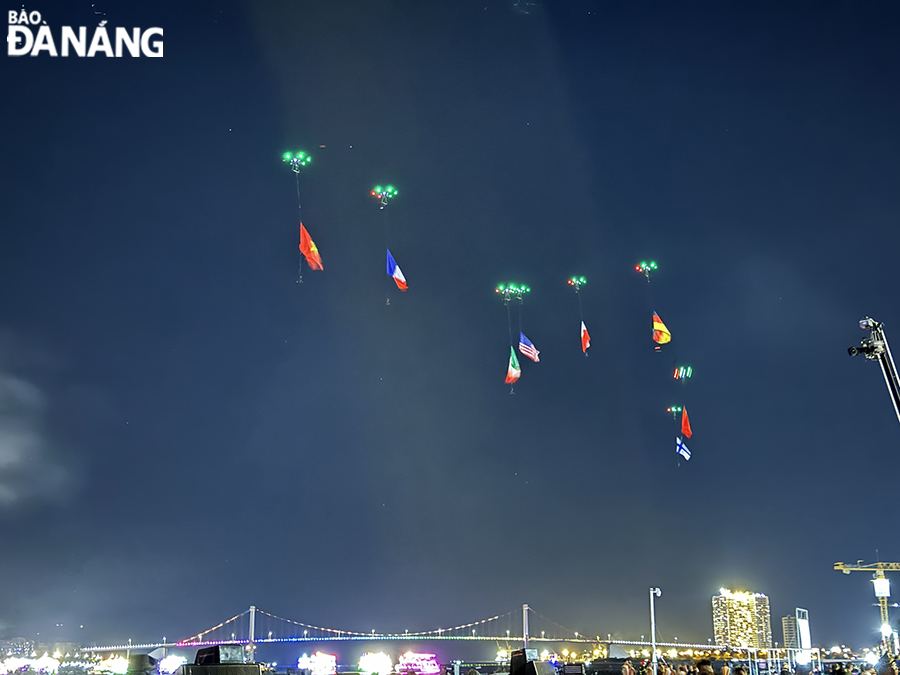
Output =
[
  {"x1": 386, "y1": 249, "x2": 408, "y2": 291},
  {"x1": 681, "y1": 406, "x2": 692, "y2": 439},
  {"x1": 518, "y1": 332, "x2": 540, "y2": 362},
  {"x1": 652, "y1": 312, "x2": 671, "y2": 344},
  {"x1": 581, "y1": 321, "x2": 591, "y2": 354},
  {"x1": 676, "y1": 436, "x2": 691, "y2": 461},
  {"x1": 299, "y1": 223, "x2": 323, "y2": 270},
  {"x1": 505, "y1": 346, "x2": 521, "y2": 384}
]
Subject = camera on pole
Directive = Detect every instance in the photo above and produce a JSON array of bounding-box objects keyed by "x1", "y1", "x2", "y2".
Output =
[{"x1": 847, "y1": 317, "x2": 900, "y2": 427}]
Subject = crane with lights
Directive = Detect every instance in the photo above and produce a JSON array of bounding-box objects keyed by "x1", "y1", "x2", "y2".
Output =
[{"x1": 835, "y1": 560, "x2": 900, "y2": 655}]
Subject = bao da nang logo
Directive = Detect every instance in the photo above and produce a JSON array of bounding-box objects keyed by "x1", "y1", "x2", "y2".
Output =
[{"x1": 8, "y1": 8, "x2": 163, "y2": 57}]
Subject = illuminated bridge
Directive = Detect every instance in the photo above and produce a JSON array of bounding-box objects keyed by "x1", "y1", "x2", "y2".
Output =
[{"x1": 85, "y1": 605, "x2": 726, "y2": 653}]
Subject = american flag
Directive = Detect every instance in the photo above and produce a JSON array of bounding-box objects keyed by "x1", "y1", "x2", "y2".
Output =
[{"x1": 518, "y1": 332, "x2": 540, "y2": 362}]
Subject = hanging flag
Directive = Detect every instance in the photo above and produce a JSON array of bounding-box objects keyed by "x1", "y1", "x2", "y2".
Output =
[
  {"x1": 581, "y1": 321, "x2": 591, "y2": 353},
  {"x1": 518, "y1": 332, "x2": 540, "y2": 362},
  {"x1": 386, "y1": 249, "x2": 408, "y2": 291},
  {"x1": 505, "y1": 347, "x2": 521, "y2": 384},
  {"x1": 299, "y1": 223, "x2": 323, "y2": 271},
  {"x1": 676, "y1": 436, "x2": 691, "y2": 461},
  {"x1": 652, "y1": 312, "x2": 671, "y2": 344},
  {"x1": 681, "y1": 406, "x2": 692, "y2": 438}
]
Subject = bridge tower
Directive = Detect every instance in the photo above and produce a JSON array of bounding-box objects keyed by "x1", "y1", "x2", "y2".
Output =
[
  {"x1": 522, "y1": 604, "x2": 529, "y2": 648},
  {"x1": 249, "y1": 606, "x2": 256, "y2": 661}
]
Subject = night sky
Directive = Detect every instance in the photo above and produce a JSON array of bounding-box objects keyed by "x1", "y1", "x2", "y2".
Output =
[{"x1": 2, "y1": 0, "x2": 900, "y2": 654}]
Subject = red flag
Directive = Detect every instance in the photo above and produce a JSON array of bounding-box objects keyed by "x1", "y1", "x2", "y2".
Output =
[
  {"x1": 681, "y1": 407, "x2": 692, "y2": 438},
  {"x1": 299, "y1": 223, "x2": 323, "y2": 271},
  {"x1": 581, "y1": 321, "x2": 591, "y2": 353}
]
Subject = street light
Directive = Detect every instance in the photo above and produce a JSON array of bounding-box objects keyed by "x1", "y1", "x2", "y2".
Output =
[{"x1": 649, "y1": 588, "x2": 662, "y2": 675}]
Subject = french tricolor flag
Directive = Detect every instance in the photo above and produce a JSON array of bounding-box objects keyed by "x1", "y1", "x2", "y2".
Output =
[{"x1": 386, "y1": 249, "x2": 408, "y2": 291}]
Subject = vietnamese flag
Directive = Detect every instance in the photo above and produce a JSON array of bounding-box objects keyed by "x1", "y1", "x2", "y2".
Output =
[
  {"x1": 299, "y1": 223, "x2": 323, "y2": 270},
  {"x1": 681, "y1": 407, "x2": 692, "y2": 439},
  {"x1": 581, "y1": 321, "x2": 591, "y2": 354}
]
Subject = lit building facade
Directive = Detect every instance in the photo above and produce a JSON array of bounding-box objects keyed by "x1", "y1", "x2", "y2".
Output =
[
  {"x1": 783, "y1": 609, "x2": 811, "y2": 652},
  {"x1": 712, "y1": 588, "x2": 773, "y2": 648},
  {"x1": 782, "y1": 615, "x2": 799, "y2": 649}
]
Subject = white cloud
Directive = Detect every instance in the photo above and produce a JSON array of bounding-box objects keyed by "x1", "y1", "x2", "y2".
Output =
[{"x1": 0, "y1": 337, "x2": 67, "y2": 505}]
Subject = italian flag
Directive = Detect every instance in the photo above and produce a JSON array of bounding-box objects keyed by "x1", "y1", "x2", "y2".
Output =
[{"x1": 505, "y1": 347, "x2": 521, "y2": 384}]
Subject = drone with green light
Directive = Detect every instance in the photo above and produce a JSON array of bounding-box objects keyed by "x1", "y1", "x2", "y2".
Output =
[
  {"x1": 635, "y1": 260, "x2": 658, "y2": 281},
  {"x1": 666, "y1": 405, "x2": 683, "y2": 419},
  {"x1": 673, "y1": 365, "x2": 693, "y2": 380},
  {"x1": 495, "y1": 283, "x2": 530, "y2": 304},
  {"x1": 568, "y1": 276, "x2": 587, "y2": 291},
  {"x1": 283, "y1": 151, "x2": 312, "y2": 174},
  {"x1": 371, "y1": 184, "x2": 398, "y2": 208}
]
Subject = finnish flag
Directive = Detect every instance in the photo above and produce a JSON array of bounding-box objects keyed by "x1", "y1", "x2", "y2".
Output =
[{"x1": 676, "y1": 436, "x2": 691, "y2": 461}]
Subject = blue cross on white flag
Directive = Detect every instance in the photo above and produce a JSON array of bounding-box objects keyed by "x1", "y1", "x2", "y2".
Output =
[{"x1": 676, "y1": 436, "x2": 691, "y2": 461}]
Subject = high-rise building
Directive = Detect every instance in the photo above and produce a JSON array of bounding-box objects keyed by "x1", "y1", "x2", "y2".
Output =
[
  {"x1": 712, "y1": 588, "x2": 773, "y2": 648},
  {"x1": 782, "y1": 615, "x2": 799, "y2": 649},
  {"x1": 783, "y1": 609, "x2": 811, "y2": 651}
]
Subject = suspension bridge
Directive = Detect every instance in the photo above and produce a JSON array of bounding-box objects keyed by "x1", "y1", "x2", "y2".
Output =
[{"x1": 85, "y1": 605, "x2": 723, "y2": 653}]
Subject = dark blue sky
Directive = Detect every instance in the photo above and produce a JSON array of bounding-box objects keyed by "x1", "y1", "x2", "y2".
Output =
[{"x1": 2, "y1": 0, "x2": 900, "y2": 654}]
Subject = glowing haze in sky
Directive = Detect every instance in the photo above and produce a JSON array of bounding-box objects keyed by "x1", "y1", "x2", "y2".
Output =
[{"x1": 1, "y1": 0, "x2": 900, "y2": 652}]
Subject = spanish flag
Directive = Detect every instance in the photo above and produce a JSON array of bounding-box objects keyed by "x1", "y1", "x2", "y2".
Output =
[
  {"x1": 652, "y1": 312, "x2": 671, "y2": 344},
  {"x1": 299, "y1": 223, "x2": 323, "y2": 271}
]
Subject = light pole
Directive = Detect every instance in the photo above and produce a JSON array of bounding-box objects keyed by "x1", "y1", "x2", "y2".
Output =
[{"x1": 649, "y1": 588, "x2": 662, "y2": 675}]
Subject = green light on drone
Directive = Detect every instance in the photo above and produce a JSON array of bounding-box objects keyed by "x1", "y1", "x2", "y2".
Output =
[
  {"x1": 372, "y1": 184, "x2": 399, "y2": 200},
  {"x1": 496, "y1": 283, "x2": 530, "y2": 296},
  {"x1": 283, "y1": 151, "x2": 311, "y2": 170}
]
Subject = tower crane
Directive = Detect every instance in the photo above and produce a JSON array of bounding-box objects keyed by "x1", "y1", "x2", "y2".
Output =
[{"x1": 835, "y1": 561, "x2": 900, "y2": 655}]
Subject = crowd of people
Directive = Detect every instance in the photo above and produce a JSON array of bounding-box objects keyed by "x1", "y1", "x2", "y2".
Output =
[
  {"x1": 620, "y1": 659, "x2": 899, "y2": 675},
  {"x1": 621, "y1": 660, "x2": 754, "y2": 675}
]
